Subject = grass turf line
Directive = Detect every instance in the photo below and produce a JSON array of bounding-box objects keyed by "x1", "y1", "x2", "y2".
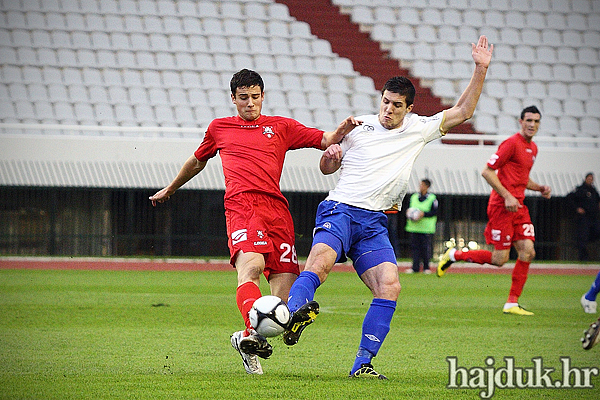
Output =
[{"x1": 0, "y1": 269, "x2": 599, "y2": 399}]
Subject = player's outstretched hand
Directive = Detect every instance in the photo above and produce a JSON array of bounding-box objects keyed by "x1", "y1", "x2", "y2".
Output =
[
  {"x1": 336, "y1": 116, "x2": 362, "y2": 138},
  {"x1": 540, "y1": 185, "x2": 552, "y2": 199},
  {"x1": 472, "y1": 35, "x2": 493, "y2": 68},
  {"x1": 149, "y1": 187, "x2": 173, "y2": 206}
]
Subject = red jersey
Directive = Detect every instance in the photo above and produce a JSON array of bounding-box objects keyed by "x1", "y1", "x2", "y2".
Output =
[
  {"x1": 194, "y1": 115, "x2": 324, "y2": 204},
  {"x1": 487, "y1": 133, "x2": 538, "y2": 207}
]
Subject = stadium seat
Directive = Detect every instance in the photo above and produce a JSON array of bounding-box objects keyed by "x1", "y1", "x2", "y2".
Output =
[
  {"x1": 559, "y1": 116, "x2": 579, "y2": 136},
  {"x1": 501, "y1": 97, "x2": 523, "y2": 116},
  {"x1": 474, "y1": 113, "x2": 497, "y2": 133},
  {"x1": 541, "y1": 97, "x2": 562, "y2": 117},
  {"x1": 399, "y1": 8, "x2": 420, "y2": 25},
  {"x1": 531, "y1": 64, "x2": 553, "y2": 82},
  {"x1": 8, "y1": 83, "x2": 28, "y2": 101},
  {"x1": 351, "y1": 93, "x2": 374, "y2": 113},
  {"x1": 374, "y1": 6, "x2": 396, "y2": 24},
  {"x1": 27, "y1": 84, "x2": 49, "y2": 102},
  {"x1": 306, "y1": 92, "x2": 329, "y2": 110},
  {"x1": 327, "y1": 92, "x2": 350, "y2": 111},
  {"x1": 477, "y1": 95, "x2": 500, "y2": 115},
  {"x1": 313, "y1": 109, "x2": 335, "y2": 129},
  {"x1": 581, "y1": 117, "x2": 600, "y2": 137},
  {"x1": 127, "y1": 87, "x2": 149, "y2": 105},
  {"x1": 585, "y1": 99, "x2": 600, "y2": 115},
  {"x1": 391, "y1": 41, "x2": 413, "y2": 61},
  {"x1": 547, "y1": 82, "x2": 567, "y2": 99},
  {"x1": 95, "y1": 103, "x2": 116, "y2": 124},
  {"x1": 526, "y1": 81, "x2": 546, "y2": 99},
  {"x1": 108, "y1": 86, "x2": 128, "y2": 104},
  {"x1": 413, "y1": 43, "x2": 434, "y2": 60}
]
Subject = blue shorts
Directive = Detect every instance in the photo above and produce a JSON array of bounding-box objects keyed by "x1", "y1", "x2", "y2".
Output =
[{"x1": 312, "y1": 200, "x2": 397, "y2": 276}]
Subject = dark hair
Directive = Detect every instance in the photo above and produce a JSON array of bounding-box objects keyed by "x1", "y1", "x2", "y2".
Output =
[
  {"x1": 422, "y1": 178, "x2": 431, "y2": 187},
  {"x1": 381, "y1": 76, "x2": 416, "y2": 106},
  {"x1": 230, "y1": 69, "x2": 264, "y2": 96},
  {"x1": 520, "y1": 105, "x2": 542, "y2": 120}
]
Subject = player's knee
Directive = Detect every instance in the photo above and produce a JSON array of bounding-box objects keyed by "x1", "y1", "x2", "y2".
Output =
[
  {"x1": 237, "y1": 263, "x2": 264, "y2": 283},
  {"x1": 491, "y1": 251, "x2": 510, "y2": 267},
  {"x1": 375, "y1": 279, "x2": 401, "y2": 301},
  {"x1": 520, "y1": 248, "x2": 535, "y2": 262},
  {"x1": 390, "y1": 280, "x2": 402, "y2": 298}
]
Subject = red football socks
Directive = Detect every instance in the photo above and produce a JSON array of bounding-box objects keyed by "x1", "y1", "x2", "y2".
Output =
[
  {"x1": 508, "y1": 259, "x2": 530, "y2": 303},
  {"x1": 454, "y1": 249, "x2": 492, "y2": 265},
  {"x1": 236, "y1": 281, "x2": 262, "y2": 335}
]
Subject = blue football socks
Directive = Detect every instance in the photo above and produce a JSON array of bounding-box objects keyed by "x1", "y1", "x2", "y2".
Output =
[
  {"x1": 350, "y1": 298, "x2": 396, "y2": 375},
  {"x1": 287, "y1": 270, "x2": 321, "y2": 313},
  {"x1": 585, "y1": 270, "x2": 600, "y2": 301}
]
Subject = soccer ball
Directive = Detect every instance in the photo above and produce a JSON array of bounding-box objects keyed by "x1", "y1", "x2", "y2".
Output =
[
  {"x1": 406, "y1": 207, "x2": 421, "y2": 221},
  {"x1": 249, "y1": 295, "x2": 291, "y2": 337}
]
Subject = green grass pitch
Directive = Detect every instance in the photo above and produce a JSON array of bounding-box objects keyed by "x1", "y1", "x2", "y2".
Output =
[{"x1": 1, "y1": 268, "x2": 599, "y2": 399}]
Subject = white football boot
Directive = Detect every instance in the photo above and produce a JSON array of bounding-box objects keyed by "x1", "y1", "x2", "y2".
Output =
[{"x1": 231, "y1": 330, "x2": 263, "y2": 374}]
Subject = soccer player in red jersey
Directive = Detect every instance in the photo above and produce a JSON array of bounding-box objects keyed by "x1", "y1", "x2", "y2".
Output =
[
  {"x1": 437, "y1": 106, "x2": 552, "y2": 316},
  {"x1": 149, "y1": 69, "x2": 359, "y2": 374}
]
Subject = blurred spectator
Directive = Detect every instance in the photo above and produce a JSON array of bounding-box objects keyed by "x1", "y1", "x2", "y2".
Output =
[
  {"x1": 404, "y1": 179, "x2": 438, "y2": 274},
  {"x1": 567, "y1": 173, "x2": 600, "y2": 261}
]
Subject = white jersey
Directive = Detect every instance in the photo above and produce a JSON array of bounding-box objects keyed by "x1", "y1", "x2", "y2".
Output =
[{"x1": 326, "y1": 112, "x2": 446, "y2": 211}]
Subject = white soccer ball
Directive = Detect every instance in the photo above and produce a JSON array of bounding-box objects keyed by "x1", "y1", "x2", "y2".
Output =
[
  {"x1": 406, "y1": 207, "x2": 421, "y2": 221},
  {"x1": 249, "y1": 295, "x2": 291, "y2": 337}
]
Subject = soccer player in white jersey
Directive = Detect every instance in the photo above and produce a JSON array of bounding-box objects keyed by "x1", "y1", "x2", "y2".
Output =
[{"x1": 282, "y1": 36, "x2": 493, "y2": 379}]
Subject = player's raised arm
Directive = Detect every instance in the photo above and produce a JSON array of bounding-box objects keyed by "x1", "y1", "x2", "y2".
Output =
[
  {"x1": 321, "y1": 116, "x2": 362, "y2": 149},
  {"x1": 441, "y1": 35, "x2": 493, "y2": 133},
  {"x1": 149, "y1": 155, "x2": 207, "y2": 206}
]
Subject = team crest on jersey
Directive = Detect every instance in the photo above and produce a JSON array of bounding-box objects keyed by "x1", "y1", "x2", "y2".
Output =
[{"x1": 263, "y1": 126, "x2": 275, "y2": 138}]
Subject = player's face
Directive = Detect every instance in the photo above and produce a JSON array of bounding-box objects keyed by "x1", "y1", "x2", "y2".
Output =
[
  {"x1": 518, "y1": 112, "x2": 541, "y2": 141},
  {"x1": 378, "y1": 90, "x2": 414, "y2": 130},
  {"x1": 232, "y1": 85, "x2": 264, "y2": 121}
]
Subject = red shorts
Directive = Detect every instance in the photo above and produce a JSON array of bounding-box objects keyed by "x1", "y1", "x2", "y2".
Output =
[
  {"x1": 484, "y1": 203, "x2": 535, "y2": 250},
  {"x1": 224, "y1": 192, "x2": 299, "y2": 280}
]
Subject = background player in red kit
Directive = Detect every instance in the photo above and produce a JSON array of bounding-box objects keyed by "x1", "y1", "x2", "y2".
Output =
[
  {"x1": 150, "y1": 69, "x2": 358, "y2": 374},
  {"x1": 437, "y1": 105, "x2": 552, "y2": 316}
]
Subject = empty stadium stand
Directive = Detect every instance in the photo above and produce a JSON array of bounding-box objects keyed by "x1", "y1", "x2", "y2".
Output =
[{"x1": 0, "y1": 0, "x2": 599, "y2": 145}]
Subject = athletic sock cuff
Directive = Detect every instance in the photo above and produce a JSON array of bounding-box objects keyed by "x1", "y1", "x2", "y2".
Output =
[
  {"x1": 299, "y1": 270, "x2": 321, "y2": 288},
  {"x1": 372, "y1": 298, "x2": 397, "y2": 310}
]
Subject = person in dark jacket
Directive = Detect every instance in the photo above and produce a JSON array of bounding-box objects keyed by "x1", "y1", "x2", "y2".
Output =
[{"x1": 568, "y1": 173, "x2": 600, "y2": 261}]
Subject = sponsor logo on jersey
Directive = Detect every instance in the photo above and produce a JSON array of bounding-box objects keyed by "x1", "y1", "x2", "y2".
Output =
[
  {"x1": 231, "y1": 229, "x2": 247, "y2": 245},
  {"x1": 254, "y1": 241, "x2": 268, "y2": 246},
  {"x1": 363, "y1": 124, "x2": 375, "y2": 132},
  {"x1": 323, "y1": 222, "x2": 332, "y2": 229},
  {"x1": 257, "y1": 230, "x2": 264, "y2": 238}
]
